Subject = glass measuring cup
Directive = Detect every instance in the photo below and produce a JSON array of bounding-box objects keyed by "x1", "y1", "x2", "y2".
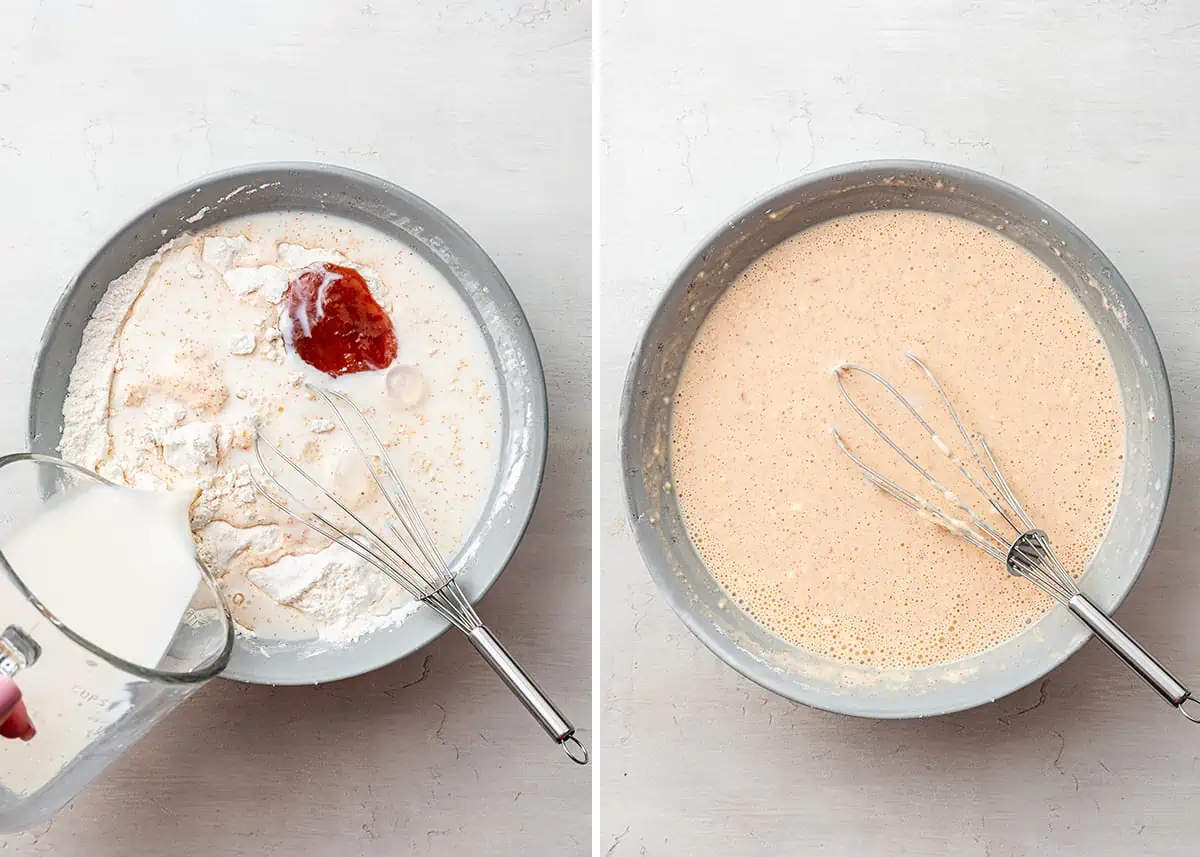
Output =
[{"x1": 0, "y1": 453, "x2": 234, "y2": 832}]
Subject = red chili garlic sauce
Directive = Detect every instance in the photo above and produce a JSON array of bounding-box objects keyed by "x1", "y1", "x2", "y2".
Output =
[{"x1": 283, "y1": 263, "x2": 398, "y2": 377}]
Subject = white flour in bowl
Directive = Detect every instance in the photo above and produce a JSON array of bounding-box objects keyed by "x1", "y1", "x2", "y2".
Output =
[{"x1": 59, "y1": 211, "x2": 502, "y2": 650}]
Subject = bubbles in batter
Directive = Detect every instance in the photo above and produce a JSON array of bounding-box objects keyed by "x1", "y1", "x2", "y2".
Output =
[
  {"x1": 671, "y1": 210, "x2": 1125, "y2": 669},
  {"x1": 385, "y1": 364, "x2": 429, "y2": 409}
]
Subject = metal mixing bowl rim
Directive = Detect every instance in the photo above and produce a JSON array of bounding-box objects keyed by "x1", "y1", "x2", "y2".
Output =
[
  {"x1": 620, "y1": 157, "x2": 1175, "y2": 718},
  {"x1": 29, "y1": 161, "x2": 550, "y2": 685}
]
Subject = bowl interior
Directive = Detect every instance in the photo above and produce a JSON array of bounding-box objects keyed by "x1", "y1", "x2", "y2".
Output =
[
  {"x1": 29, "y1": 163, "x2": 548, "y2": 685},
  {"x1": 621, "y1": 160, "x2": 1173, "y2": 718}
]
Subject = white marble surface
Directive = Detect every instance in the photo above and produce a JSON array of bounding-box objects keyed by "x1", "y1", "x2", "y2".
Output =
[
  {"x1": 0, "y1": 1, "x2": 590, "y2": 854},
  {"x1": 601, "y1": 2, "x2": 1200, "y2": 855}
]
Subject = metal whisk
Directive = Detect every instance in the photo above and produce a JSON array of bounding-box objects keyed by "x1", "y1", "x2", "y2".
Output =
[
  {"x1": 251, "y1": 387, "x2": 588, "y2": 763},
  {"x1": 831, "y1": 352, "x2": 1200, "y2": 723}
]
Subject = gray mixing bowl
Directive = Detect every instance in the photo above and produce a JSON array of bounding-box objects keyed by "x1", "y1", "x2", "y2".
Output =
[
  {"x1": 621, "y1": 160, "x2": 1174, "y2": 718},
  {"x1": 29, "y1": 162, "x2": 548, "y2": 685}
]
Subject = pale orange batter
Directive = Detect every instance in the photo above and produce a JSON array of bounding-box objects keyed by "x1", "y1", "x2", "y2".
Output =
[{"x1": 671, "y1": 210, "x2": 1124, "y2": 669}]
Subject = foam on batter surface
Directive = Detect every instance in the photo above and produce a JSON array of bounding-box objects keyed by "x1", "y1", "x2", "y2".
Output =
[{"x1": 671, "y1": 210, "x2": 1124, "y2": 669}]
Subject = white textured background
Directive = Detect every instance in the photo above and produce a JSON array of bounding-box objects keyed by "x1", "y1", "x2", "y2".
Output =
[
  {"x1": 0, "y1": 1, "x2": 590, "y2": 854},
  {"x1": 601, "y1": 1, "x2": 1200, "y2": 855}
]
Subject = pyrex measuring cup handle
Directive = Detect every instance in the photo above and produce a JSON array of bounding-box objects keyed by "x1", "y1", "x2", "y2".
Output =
[
  {"x1": 466, "y1": 625, "x2": 589, "y2": 764},
  {"x1": 1067, "y1": 593, "x2": 1200, "y2": 722}
]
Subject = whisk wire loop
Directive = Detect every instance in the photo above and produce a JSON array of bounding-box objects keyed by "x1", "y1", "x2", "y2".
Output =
[
  {"x1": 832, "y1": 354, "x2": 1019, "y2": 560},
  {"x1": 313, "y1": 387, "x2": 478, "y2": 622}
]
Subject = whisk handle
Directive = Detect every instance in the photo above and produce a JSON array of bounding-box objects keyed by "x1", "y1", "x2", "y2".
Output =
[
  {"x1": 1068, "y1": 594, "x2": 1199, "y2": 718},
  {"x1": 467, "y1": 626, "x2": 589, "y2": 764}
]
